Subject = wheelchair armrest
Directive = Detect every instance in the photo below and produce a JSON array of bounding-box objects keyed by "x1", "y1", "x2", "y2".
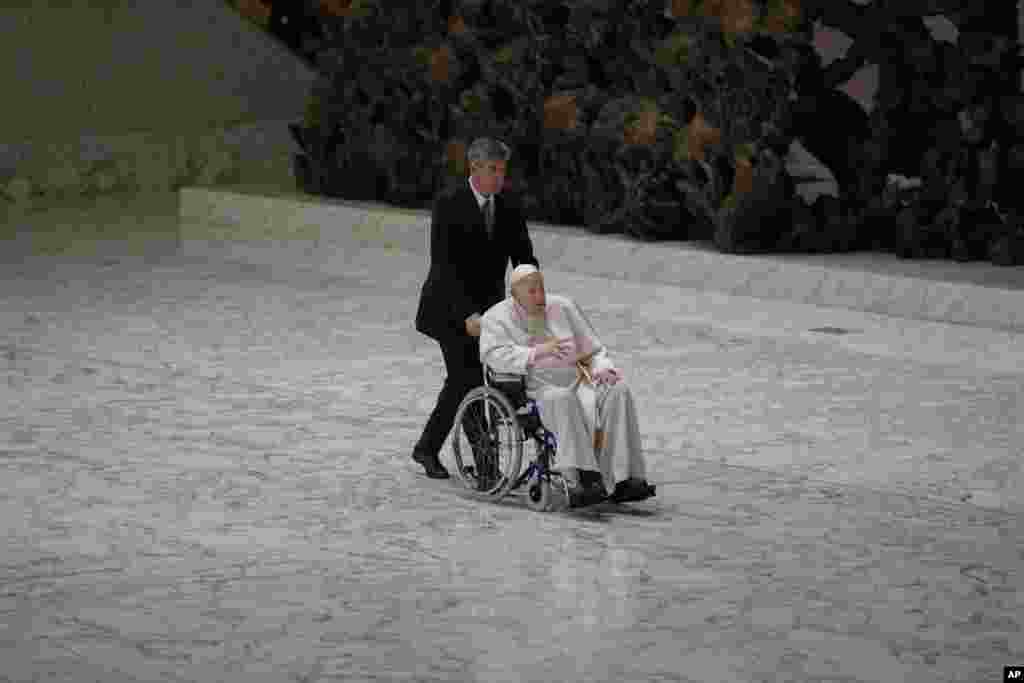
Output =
[
  {"x1": 485, "y1": 366, "x2": 528, "y2": 406},
  {"x1": 487, "y1": 369, "x2": 525, "y2": 384}
]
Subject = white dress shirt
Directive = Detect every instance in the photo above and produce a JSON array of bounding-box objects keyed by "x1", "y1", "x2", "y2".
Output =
[{"x1": 468, "y1": 176, "x2": 492, "y2": 210}]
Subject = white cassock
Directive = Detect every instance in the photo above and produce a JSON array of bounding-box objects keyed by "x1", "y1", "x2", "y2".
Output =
[{"x1": 479, "y1": 293, "x2": 646, "y2": 487}]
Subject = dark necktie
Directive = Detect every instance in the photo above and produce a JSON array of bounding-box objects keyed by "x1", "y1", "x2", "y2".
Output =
[{"x1": 483, "y1": 196, "x2": 494, "y2": 239}]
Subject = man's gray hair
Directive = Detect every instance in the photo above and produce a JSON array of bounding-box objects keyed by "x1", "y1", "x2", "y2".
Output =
[{"x1": 467, "y1": 138, "x2": 512, "y2": 166}]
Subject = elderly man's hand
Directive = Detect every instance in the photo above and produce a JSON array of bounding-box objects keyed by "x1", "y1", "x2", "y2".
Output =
[
  {"x1": 593, "y1": 367, "x2": 622, "y2": 386},
  {"x1": 465, "y1": 315, "x2": 482, "y2": 337},
  {"x1": 534, "y1": 336, "x2": 574, "y2": 362}
]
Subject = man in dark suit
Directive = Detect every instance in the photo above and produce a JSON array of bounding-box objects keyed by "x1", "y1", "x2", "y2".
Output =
[{"x1": 412, "y1": 138, "x2": 540, "y2": 478}]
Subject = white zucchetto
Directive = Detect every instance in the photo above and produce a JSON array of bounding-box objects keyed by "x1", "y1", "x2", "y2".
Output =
[{"x1": 510, "y1": 264, "x2": 540, "y2": 286}]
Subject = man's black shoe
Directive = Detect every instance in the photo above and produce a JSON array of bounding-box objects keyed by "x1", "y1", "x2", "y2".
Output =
[
  {"x1": 412, "y1": 450, "x2": 450, "y2": 479},
  {"x1": 609, "y1": 478, "x2": 656, "y2": 503}
]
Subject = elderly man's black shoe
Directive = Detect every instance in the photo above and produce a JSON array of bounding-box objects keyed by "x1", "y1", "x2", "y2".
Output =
[
  {"x1": 609, "y1": 478, "x2": 656, "y2": 503},
  {"x1": 567, "y1": 471, "x2": 608, "y2": 508},
  {"x1": 412, "y1": 450, "x2": 450, "y2": 479}
]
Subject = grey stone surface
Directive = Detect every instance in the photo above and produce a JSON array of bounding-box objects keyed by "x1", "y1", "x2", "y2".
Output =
[
  {"x1": 0, "y1": 196, "x2": 1022, "y2": 683},
  {"x1": 179, "y1": 186, "x2": 1024, "y2": 333}
]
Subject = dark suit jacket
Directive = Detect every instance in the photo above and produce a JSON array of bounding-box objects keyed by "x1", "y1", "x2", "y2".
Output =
[{"x1": 415, "y1": 181, "x2": 539, "y2": 341}]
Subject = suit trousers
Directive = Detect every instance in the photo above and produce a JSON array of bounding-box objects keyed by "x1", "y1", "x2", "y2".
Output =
[{"x1": 415, "y1": 332, "x2": 485, "y2": 459}]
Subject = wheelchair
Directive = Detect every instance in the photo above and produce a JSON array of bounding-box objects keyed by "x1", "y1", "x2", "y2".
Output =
[{"x1": 449, "y1": 366, "x2": 604, "y2": 511}]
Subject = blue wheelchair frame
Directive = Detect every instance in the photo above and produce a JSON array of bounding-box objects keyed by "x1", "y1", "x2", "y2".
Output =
[
  {"x1": 482, "y1": 368, "x2": 561, "y2": 495},
  {"x1": 472, "y1": 367, "x2": 613, "y2": 509}
]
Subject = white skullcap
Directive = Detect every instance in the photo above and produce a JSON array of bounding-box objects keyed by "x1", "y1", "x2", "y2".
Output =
[{"x1": 510, "y1": 264, "x2": 541, "y2": 286}]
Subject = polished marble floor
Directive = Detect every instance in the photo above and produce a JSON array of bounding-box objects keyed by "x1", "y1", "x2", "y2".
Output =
[{"x1": 0, "y1": 197, "x2": 1021, "y2": 682}]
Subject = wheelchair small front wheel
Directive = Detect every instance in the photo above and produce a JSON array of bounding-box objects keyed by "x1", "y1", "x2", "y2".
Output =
[
  {"x1": 451, "y1": 386, "x2": 524, "y2": 500},
  {"x1": 526, "y1": 472, "x2": 570, "y2": 512},
  {"x1": 526, "y1": 479, "x2": 547, "y2": 511}
]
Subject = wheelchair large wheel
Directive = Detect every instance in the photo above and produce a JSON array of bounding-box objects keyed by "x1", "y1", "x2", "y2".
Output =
[{"x1": 450, "y1": 386, "x2": 524, "y2": 500}]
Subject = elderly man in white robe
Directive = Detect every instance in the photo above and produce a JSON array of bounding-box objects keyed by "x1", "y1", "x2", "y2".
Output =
[{"x1": 479, "y1": 264, "x2": 656, "y2": 504}]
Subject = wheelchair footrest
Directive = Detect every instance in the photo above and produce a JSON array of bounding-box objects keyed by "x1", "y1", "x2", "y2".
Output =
[
  {"x1": 568, "y1": 486, "x2": 607, "y2": 508},
  {"x1": 569, "y1": 483, "x2": 606, "y2": 509},
  {"x1": 568, "y1": 471, "x2": 608, "y2": 508}
]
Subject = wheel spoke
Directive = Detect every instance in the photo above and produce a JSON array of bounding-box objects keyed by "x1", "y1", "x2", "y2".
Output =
[{"x1": 450, "y1": 389, "x2": 524, "y2": 500}]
